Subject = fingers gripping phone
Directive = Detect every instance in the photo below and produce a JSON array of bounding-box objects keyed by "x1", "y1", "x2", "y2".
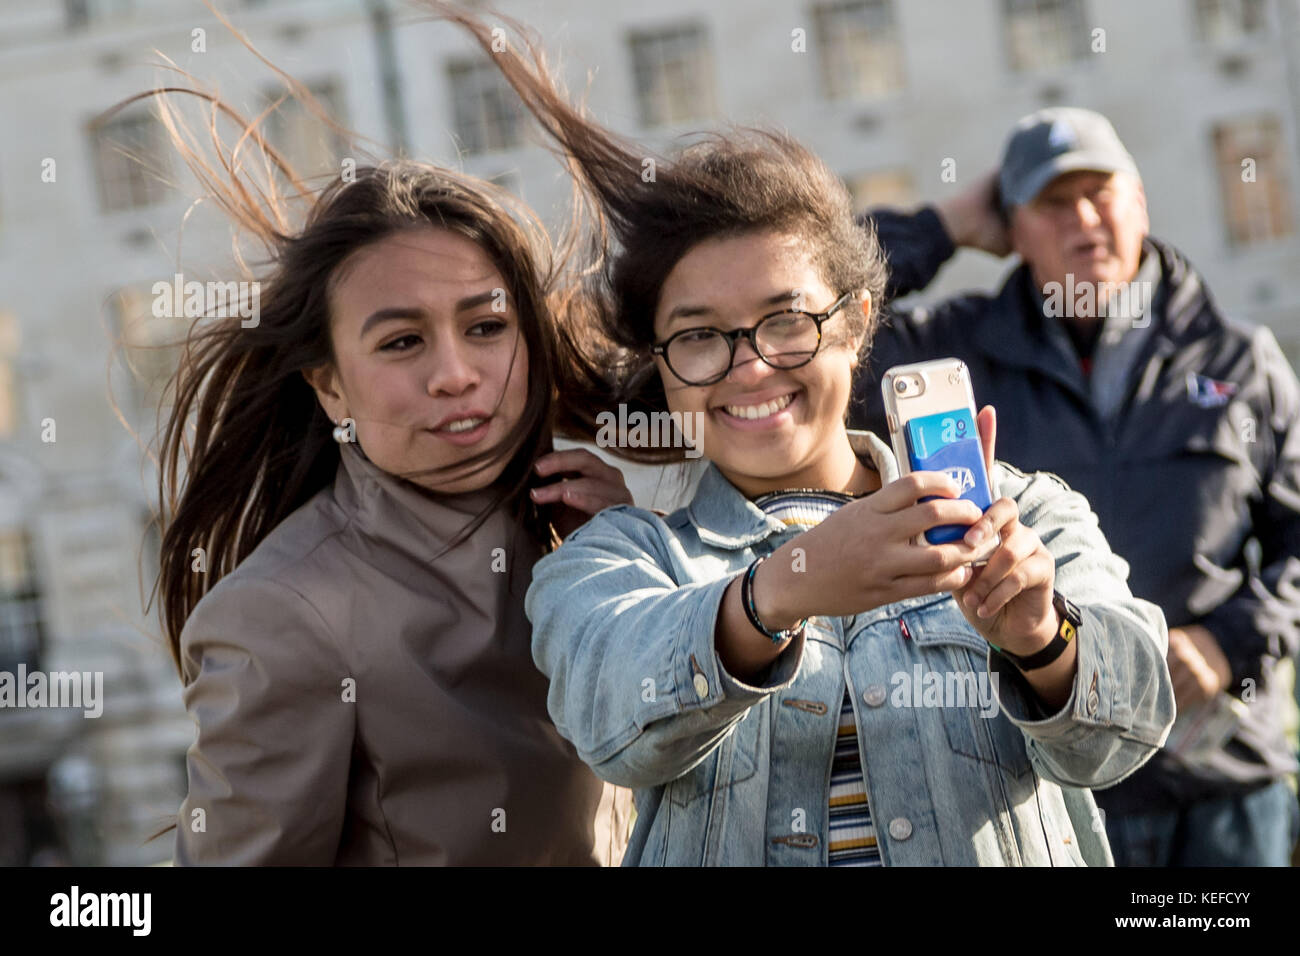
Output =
[{"x1": 882, "y1": 358, "x2": 999, "y2": 555}]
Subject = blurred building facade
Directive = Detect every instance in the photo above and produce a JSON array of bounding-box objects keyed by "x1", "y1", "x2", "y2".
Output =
[{"x1": 0, "y1": 0, "x2": 1297, "y2": 864}]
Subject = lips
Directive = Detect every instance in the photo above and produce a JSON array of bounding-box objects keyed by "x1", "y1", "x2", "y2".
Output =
[
  {"x1": 721, "y1": 392, "x2": 795, "y2": 420},
  {"x1": 713, "y1": 390, "x2": 800, "y2": 426},
  {"x1": 1069, "y1": 237, "x2": 1111, "y2": 256},
  {"x1": 431, "y1": 410, "x2": 492, "y2": 432}
]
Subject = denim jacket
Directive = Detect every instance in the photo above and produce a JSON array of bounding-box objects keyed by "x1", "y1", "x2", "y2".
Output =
[{"x1": 526, "y1": 430, "x2": 1175, "y2": 865}]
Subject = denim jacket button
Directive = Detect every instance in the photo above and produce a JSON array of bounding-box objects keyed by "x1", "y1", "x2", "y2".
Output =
[
  {"x1": 888, "y1": 817, "x2": 913, "y2": 840},
  {"x1": 863, "y1": 684, "x2": 887, "y2": 707},
  {"x1": 693, "y1": 673, "x2": 710, "y2": 700}
]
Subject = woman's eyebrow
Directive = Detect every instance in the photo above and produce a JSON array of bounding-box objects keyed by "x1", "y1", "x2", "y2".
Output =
[
  {"x1": 359, "y1": 307, "x2": 423, "y2": 339},
  {"x1": 665, "y1": 291, "x2": 799, "y2": 325},
  {"x1": 359, "y1": 290, "x2": 508, "y2": 339},
  {"x1": 455, "y1": 289, "x2": 507, "y2": 312}
]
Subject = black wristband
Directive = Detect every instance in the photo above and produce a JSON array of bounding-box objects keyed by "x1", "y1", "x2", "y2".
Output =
[
  {"x1": 740, "y1": 557, "x2": 807, "y2": 643},
  {"x1": 990, "y1": 591, "x2": 1081, "y2": 671}
]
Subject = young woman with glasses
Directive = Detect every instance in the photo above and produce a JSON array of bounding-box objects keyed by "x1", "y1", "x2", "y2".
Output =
[{"x1": 431, "y1": 5, "x2": 1175, "y2": 866}]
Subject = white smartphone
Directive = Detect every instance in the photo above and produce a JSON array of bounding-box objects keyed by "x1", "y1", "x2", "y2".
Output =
[{"x1": 881, "y1": 358, "x2": 999, "y2": 556}]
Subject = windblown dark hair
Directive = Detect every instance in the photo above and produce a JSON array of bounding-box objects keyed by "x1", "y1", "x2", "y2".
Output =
[
  {"x1": 105, "y1": 27, "x2": 608, "y2": 677},
  {"x1": 425, "y1": 2, "x2": 889, "y2": 462}
]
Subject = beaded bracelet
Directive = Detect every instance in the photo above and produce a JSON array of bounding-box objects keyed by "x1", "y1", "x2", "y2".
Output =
[{"x1": 741, "y1": 556, "x2": 808, "y2": 643}]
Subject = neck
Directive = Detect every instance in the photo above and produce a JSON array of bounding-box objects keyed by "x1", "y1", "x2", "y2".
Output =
[{"x1": 723, "y1": 428, "x2": 881, "y2": 499}]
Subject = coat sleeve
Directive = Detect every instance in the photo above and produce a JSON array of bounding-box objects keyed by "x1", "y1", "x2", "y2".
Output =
[
  {"x1": 850, "y1": 207, "x2": 972, "y2": 439},
  {"x1": 1197, "y1": 326, "x2": 1300, "y2": 692},
  {"x1": 860, "y1": 205, "x2": 957, "y2": 301},
  {"x1": 525, "y1": 505, "x2": 805, "y2": 790},
  {"x1": 174, "y1": 576, "x2": 355, "y2": 865},
  {"x1": 985, "y1": 463, "x2": 1176, "y2": 790}
]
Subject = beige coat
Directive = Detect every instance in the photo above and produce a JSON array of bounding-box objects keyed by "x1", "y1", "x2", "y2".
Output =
[{"x1": 174, "y1": 441, "x2": 631, "y2": 865}]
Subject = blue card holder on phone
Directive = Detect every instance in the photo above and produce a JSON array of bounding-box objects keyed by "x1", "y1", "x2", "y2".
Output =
[{"x1": 903, "y1": 409, "x2": 993, "y2": 545}]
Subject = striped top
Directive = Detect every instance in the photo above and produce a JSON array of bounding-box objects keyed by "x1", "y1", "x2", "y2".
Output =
[{"x1": 751, "y1": 489, "x2": 881, "y2": 867}]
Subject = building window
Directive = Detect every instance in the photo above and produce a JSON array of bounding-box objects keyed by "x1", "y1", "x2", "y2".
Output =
[
  {"x1": 1002, "y1": 0, "x2": 1088, "y2": 72},
  {"x1": 263, "y1": 81, "x2": 348, "y2": 181},
  {"x1": 813, "y1": 1, "x2": 904, "y2": 100},
  {"x1": 1213, "y1": 115, "x2": 1295, "y2": 246},
  {"x1": 110, "y1": 286, "x2": 184, "y2": 412},
  {"x1": 90, "y1": 110, "x2": 171, "y2": 213},
  {"x1": 65, "y1": 0, "x2": 133, "y2": 30},
  {"x1": 0, "y1": 529, "x2": 43, "y2": 674},
  {"x1": 628, "y1": 24, "x2": 716, "y2": 128},
  {"x1": 844, "y1": 168, "x2": 914, "y2": 213},
  {"x1": 1195, "y1": 0, "x2": 1267, "y2": 42},
  {"x1": 447, "y1": 59, "x2": 523, "y2": 155}
]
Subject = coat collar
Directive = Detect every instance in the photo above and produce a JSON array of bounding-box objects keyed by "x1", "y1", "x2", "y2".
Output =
[
  {"x1": 971, "y1": 239, "x2": 1175, "y2": 401},
  {"x1": 685, "y1": 430, "x2": 899, "y2": 549},
  {"x1": 330, "y1": 440, "x2": 511, "y2": 564}
]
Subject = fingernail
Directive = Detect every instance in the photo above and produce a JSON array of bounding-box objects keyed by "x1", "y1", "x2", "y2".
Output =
[{"x1": 965, "y1": 525, "x2": 986, "y2": 546}]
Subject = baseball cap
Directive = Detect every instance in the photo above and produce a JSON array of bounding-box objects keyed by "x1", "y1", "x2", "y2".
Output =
[{"x1": 999, "y1": 107, "x2": 1139, "y2": 209}]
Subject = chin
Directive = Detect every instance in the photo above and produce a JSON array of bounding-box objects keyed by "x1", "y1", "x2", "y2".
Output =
[
  {"x1": 718, "y1": 451, "x2": 790, "y2": 481},
  {"x1": 416, "y1": 469, "x2": 502, "y2": 496}
]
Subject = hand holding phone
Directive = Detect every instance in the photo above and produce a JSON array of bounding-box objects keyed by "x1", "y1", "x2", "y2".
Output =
[{"x1": 882, "y1": 359, "x2": 1000, "y2": 555}]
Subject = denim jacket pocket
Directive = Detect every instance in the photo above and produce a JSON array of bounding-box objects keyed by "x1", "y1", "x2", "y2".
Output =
[
  {"x1": 901, "y1": 599, "x2": 1034, "y2": 780},
  {"x1": 667, "y1": 697, "x2": 762, "y2": 808}
]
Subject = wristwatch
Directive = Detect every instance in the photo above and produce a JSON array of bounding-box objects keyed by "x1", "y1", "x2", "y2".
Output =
[{"x1": 989, "y1": 591, "x2": 1081, "y2": 672}]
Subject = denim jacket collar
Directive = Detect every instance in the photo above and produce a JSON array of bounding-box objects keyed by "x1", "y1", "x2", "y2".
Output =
[{"x1": 686, "y1": 429, "x2": 900, "y2": 550}]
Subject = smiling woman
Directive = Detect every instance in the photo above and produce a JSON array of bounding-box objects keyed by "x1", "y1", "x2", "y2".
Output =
[
  {"x1": 122, "y1": 40, "x2": 634, "y2": 863},
  {"x1": 429, "y1": 2, "x2": 1177, "y2": 867}
]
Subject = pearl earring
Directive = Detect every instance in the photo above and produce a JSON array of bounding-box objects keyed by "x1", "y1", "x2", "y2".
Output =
[{"x1": 332, "y1": 419, "x2": 353, "y2": 444}]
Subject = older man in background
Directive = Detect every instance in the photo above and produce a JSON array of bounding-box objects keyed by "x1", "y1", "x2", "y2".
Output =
[{"x1": 852, "y1": 107, "x2": 1300, "y2": 866}]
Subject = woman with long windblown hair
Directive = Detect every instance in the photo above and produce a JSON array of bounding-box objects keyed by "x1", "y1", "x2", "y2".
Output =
[{"x1": 132, "y1": 62, "x2": 633, "y2": 864}]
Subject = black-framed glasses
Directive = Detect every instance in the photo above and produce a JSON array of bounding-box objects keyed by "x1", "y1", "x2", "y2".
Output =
[{"x1": 651, "y1": 291, "x2": 853, "y2": 387}]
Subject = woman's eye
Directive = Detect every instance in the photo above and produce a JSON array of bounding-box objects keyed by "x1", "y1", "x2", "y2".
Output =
[
  {"x1": 379, "y1": 334, "x2": 421, "y2": 352},
  {"x1": 676, "y1": 330, "x2": 718, "y2": 345},
  {"x1": 469, "y1": 318, "x2": 509, "y2": 337}
]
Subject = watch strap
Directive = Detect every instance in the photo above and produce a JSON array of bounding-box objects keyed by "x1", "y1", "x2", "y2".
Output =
[{"x1": 990, "y1": 591, "x2": 1080, "y2": 671}]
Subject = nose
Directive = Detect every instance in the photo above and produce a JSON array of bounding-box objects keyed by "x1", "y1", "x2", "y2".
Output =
[
  {"x1": 724, "y1": 334, "x2": 773, "y2": 385},
  {"x1": 1071, "y1": 195, "x2": 1102, "y2": 229},
  {"x1": 426, "y1": 341, "x2": 479, "y2": 397}
]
